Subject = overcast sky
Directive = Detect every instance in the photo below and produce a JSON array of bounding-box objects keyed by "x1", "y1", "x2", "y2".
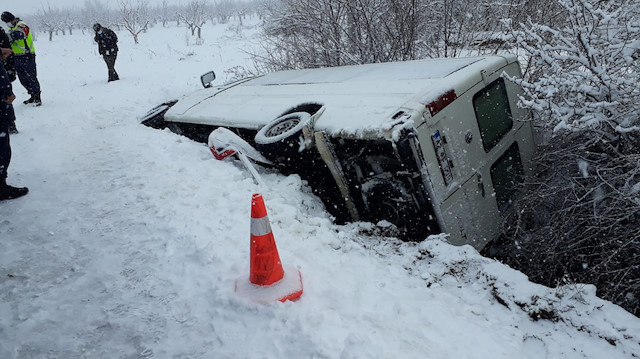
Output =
[{"x1": 7, "y1": 0, "x2": 186, "y2": 17}]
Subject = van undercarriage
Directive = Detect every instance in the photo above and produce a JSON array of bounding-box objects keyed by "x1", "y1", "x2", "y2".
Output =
[{"x1": 161, "y1": 119, "x2": 441, "y2": 240}]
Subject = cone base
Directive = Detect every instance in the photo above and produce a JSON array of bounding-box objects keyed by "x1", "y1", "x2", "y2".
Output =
[{"x1": 235, "y1": 265, "x2": 303, "y2": 304}]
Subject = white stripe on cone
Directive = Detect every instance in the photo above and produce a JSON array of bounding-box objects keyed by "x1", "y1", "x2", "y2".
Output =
[{"x1": 251, "y1": 215, "x2": 272, "y2": 237}]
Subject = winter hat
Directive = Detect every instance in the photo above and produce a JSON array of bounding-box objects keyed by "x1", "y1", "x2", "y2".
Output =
[
  {"x1": 93, "y1": 23, "x2": 101, "y2": 32},
  {"x1": 1, "y1": 12, "x2": 15, "y2": 23}
]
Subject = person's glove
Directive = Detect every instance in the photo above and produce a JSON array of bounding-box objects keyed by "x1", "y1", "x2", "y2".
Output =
[{"x1": 0, "y1": 48, "x2": 12, "y2": 59}]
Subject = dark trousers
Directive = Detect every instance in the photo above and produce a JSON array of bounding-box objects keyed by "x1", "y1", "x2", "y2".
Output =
[
  {"x1": 103, "y1": 53, "x2": 119, "y2": 82},
  {"x1": 14, "y1": 54, "x2": 41, "y2": 96},
  {"x1": 0, "y1": 103, "x2": 15, "y2": 180}
]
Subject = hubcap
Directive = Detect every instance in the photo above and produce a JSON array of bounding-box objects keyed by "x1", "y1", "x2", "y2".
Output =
[{"x1": 265, "y1": 117, "x2": 299, "y2": 137}]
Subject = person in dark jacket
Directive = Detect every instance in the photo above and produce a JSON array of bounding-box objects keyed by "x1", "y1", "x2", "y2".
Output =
[
  {"x1": 0, "y1": 60, "x2": 28, "y2": 201},
  {"x1": 0, "y1": 27, "x2": 17, "y2": 133},
  {"x1": 0, "y1": 27, "x2": 16, "y2": 82},
  {"x1": 93, "y1": 23, "x2": 119, "y2": 82}
]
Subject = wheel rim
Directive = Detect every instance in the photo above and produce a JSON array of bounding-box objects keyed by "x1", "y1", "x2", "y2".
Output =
[{"x1": 265, "y1": 117, "x2": 300, "y2": 137}]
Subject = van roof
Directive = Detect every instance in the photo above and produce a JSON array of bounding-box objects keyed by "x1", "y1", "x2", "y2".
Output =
[{"x1": 167, "y1": 55, "x2": 514, "y2": 137}]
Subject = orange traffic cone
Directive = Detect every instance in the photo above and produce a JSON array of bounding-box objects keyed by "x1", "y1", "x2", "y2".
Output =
[{"x1": 235, "y1": 193, "x2": 303, "y2": 303}]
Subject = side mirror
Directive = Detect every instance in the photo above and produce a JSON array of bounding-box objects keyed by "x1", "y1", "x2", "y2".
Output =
[
  {"x1": 200, "y1": 71, "x2": 216, "y2": 88},
  {"x1": 208, "y1": 127, "x2": 272, "y2": 165},
  {"x1": 208, "y1": 127, "x2": 272, "y2": 187}
]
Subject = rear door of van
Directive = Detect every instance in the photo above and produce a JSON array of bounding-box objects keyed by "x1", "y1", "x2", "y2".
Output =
[{"x1": 416, "y1": 61, "x2": 535, "y2": 250}]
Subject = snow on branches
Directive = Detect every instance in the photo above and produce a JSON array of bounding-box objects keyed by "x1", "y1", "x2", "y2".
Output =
[{"x1": 507, "y1": 0, "x2": 640, "y2": 137}]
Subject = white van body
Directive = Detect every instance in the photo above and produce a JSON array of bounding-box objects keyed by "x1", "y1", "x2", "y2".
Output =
[{"x1": 143, "y1": 55, "x2": 535, "y2": 250}]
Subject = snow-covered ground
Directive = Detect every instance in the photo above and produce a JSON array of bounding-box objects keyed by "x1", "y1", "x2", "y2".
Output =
[{"x1": 1, "y1": 20, "x2": 639, "y2": 359}]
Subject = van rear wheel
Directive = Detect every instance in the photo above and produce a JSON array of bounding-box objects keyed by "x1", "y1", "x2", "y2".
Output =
[{"x1": 365, "y1": 180, "x2": 415, "y2": 234}]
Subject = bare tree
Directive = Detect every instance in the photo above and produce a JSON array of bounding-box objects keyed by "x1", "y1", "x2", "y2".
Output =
[
  {"x1": 82, "y1": 0, "x2": 116, "y2": 33},
  {"x1": 212, "y1": 0, "x2": 236, "y2": 24},
  {"x1": 255, "y1": 0, "x2": 556, "y2": 70},
  {"x1": 60, "y1": 8, "x2": 79, "y2": 35},
  {"x1": 255, "y1": 0, "x2": 427, "y2": 70},
  {"x1": 422, "y1": 0, "x2": 477, "y2": 58},
  {"x1": 160, "y1": 0, "x2": 171, "y2": 27},
  {"x1": 234, "y1": 1, "x2": 253, "y2": 25},
  {"x1": 34, "y1": 4, "x2": 63, "y2": 41},
  {"x1": 179, "y1": 0, "x2": 209, "y2": 39},
  {"x1": 119, "y1": 0, "x2": 151, "y2": 44}
]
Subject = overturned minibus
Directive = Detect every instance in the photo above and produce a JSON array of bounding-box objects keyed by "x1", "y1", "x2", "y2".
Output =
[{"x1": 141, "y1": 55, "x2": 535, "y2": 250}]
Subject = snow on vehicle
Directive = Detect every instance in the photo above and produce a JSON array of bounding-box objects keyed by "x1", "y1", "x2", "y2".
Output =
[{"x1": 141, "y1": 55, "x2": 535, "y2": 250}]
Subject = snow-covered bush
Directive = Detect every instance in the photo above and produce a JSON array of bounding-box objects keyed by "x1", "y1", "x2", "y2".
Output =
[
  {"x1": 497, "y1": 0, "x2": 640, "y2": 317},
  {"x1": 507, "y1": 0, "x2": 640, "y2": 143},
  {"x1": 498, "y1": 132, "x2": 640, "y2": 317}
]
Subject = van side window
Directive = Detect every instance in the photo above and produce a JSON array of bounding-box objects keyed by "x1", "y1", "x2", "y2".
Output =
[
  {"x1": 490, "y1": 142, "x2": 524, "y2": 212},
  {"x1": 473, "y1": 78, "x2": 513, "y2": 152}
]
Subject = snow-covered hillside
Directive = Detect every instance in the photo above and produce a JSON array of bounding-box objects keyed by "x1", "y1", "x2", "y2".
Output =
[{"x1": 0, "y1": 20, "x2": 639, "y2": 359}]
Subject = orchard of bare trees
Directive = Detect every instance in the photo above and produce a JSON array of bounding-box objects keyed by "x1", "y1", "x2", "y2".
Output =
[
  {"x1": 28, "y1": 0, "x2": 261, "y2": 44},
  {"x1": 21, "y1": 0, "x2": 640, "y2": 317}
]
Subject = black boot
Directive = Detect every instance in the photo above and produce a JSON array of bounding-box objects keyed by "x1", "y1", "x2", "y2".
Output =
[
  {"x1": 23, "y1": 94, "x2": 41, "y2": 106},
  {"x1": 0, "y1": 180, "x2": 28, "y2": 201},
  {"x1": 9, "y1": 121, "x2": 18, "y2": 134},
  {"x1": 32, "y1": 94, "x2": 41, "y2": 106}
]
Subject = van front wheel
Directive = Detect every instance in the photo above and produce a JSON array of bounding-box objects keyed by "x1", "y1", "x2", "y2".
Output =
[{"x1": 254, "y1": 112, "x2": 311, "y2": 164}]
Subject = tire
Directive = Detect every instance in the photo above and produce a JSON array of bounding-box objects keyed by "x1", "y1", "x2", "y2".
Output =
[
  {"x1": 140, "y1": 100, "x2": 177, "y2": 129},
  {"x1": 365, "y1": 179, "x2": 413, "y2": 232},
  {"x1": 254, "y1": 112, "x2": 311, "y2": 164}
]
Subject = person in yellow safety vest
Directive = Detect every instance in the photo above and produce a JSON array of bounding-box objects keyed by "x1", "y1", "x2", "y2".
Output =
[{"x1": 1, "y1": 11, "x2": 41, "y2": 106}]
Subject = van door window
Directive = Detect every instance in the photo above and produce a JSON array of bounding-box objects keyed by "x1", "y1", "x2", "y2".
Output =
[
  {"x1": 490, "y1": 142, "x2": 524, "y2": 212},
  {"x1": 473, "y1": 78, "x2": 513, "y2": 152}
]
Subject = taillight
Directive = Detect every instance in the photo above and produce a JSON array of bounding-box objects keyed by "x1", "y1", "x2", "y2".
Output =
[{"x1": 426, "y1": 89, "x2": 457, "y2": 117}]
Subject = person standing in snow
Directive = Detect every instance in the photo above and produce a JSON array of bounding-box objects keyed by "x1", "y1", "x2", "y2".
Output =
[
  {"x1": 0, "y1": 26, "x2": 17, "y2": 133},
  {"x1": 93, "y1": 23, "x2": 119, "y2": 82},
  {"x1": 1, "y1": 11, "x2": 41, "y2": 106},
  {"x1": 0, "y1": 61, "x2": 28, "y2": 201},
  {"x1": 0, "y1": 27, "x2": 15, "y2": 83}
]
